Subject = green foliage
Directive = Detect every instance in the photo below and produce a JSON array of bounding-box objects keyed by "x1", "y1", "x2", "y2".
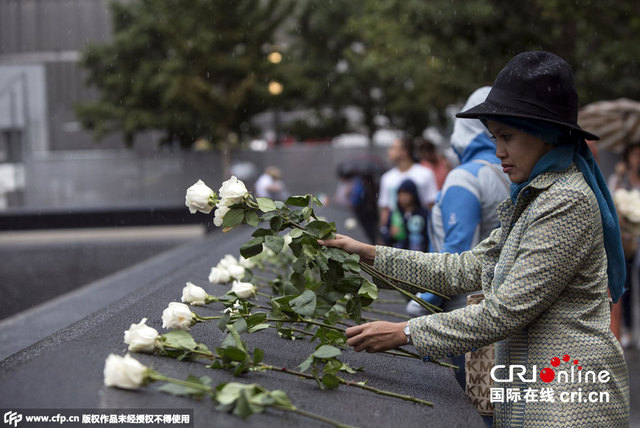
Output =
[
  {"x1": 80, "y1": 0, "x2": 640, "y2": 145},
  {"x1": 77, "y1": 0, "x2": 292, "y2": 147},
  {"x1": 215, "y1": 382, "x2": 293, "y2": 419},
  {"x1": 282, "y1": 0, "x2": 640, "y2": 137}
]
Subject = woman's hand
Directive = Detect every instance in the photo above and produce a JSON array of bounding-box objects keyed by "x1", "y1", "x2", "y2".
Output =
[
  {"x1": 345, "y1": 321, "x2": 409, "y2": 353},
  {"x1": 318, "y1": 234, "x2": 376, "y2": 264}
]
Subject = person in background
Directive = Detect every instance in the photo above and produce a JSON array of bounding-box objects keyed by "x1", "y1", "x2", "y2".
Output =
[
  {"x1": 419, "y1": 138, "x2": 451, "y2": 190},
  {"x1": 408, "y1": 87, "x2": 510, "y2": 316},
  {"x1": 334, "y1": 165, "x2": 381, "y2": 245},
  {"x1": 378, "y1": 137, "x2": 438, "y2": 241},
  {"x1": 608, "y1": 142, "x2": 640, "y2": 348},
  {"x1": 254, "y1": 166, "x2": 288, "y2": 201},
  {"x1": 381, "y1": 179, "x2": 429, "y2": 252}
]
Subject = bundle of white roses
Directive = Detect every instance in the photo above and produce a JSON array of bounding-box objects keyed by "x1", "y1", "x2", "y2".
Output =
[{"x1": 186, "y1": 176, "x2": 448, "y2": 318}]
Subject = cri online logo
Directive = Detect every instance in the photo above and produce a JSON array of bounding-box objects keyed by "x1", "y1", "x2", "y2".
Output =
[
  {"x1": 3, "y1": 411, "x2": 22, "y2": 428},
  {"x1": 491, "y1": 354, "x2": 611, "y2": 384},
  {"x1": 540, "y1": 354, "x2": 581, "y2": 383}
]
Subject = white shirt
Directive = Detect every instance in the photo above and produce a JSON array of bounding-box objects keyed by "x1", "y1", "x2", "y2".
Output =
[{"x1": 378, "y1": 163, "x2": 438, "y2": 210}]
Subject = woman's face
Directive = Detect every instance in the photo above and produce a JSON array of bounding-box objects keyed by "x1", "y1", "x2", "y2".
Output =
[{"x1": 487, "y1": 120, "x2": 554, "y2": 183}]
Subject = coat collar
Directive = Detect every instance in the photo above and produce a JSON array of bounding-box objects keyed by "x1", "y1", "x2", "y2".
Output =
[{"x1": 496, "y1": 163, "x2": 578, "y2": 227}]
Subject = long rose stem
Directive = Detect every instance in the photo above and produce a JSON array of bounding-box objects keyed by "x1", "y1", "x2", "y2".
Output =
[
  {"x1": 360, "y1": 262, "x2": 449, "y2": 300},
  {"x1": 261, "y1": 364, "x2": 433, "y2": 407},
  {"x1": 359, "y1": 263, "x2": 441, "y2": 313}
]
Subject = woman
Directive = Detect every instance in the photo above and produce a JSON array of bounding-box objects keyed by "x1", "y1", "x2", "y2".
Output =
[{"x1": 320, "y1": 52, "x2": 629, "y2": 426}]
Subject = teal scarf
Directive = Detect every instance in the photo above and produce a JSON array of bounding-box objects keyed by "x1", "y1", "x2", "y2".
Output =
[{"x1": 492, "y1": 117, "x2": 626, "y2": 303}]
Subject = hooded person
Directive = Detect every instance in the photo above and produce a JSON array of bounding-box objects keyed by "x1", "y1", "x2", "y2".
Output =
[{"x1": 407, "y1": 87, "x2": 512, "y2": 390}]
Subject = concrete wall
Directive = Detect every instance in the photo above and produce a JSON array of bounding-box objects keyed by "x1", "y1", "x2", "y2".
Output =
[{"x1": 22, "y1": 145, "x2": 389, "y2": 209}]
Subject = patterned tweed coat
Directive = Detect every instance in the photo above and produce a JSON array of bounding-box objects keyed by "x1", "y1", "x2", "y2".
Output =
[{"x1": 374, "y1": 164, "x2": 629, "y2": 427}]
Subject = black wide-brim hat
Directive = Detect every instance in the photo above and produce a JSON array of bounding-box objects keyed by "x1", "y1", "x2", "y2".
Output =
[{"x1": 457, "y1": 51, "x2": 599, "y2": 140}]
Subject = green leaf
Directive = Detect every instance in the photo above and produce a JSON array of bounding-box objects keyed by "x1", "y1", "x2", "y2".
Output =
[
  {"x1": 256, "y1": 197, "x2": 277, "y2": 212},
  {"x1": 302, "y1": 243, "x2": 318, "y2": 259},
  {"x1": 298, "y1": 355, "x2": 314, "y2": 372},
  {"x1": 221, "y1": 332, "x2": 236, "y2": 349},
  {"x1": 217, "y1": 313, "x2": 231, "y2": 331},
  {"x1": 289, "y1": 239, "x2": 302, "y2": 257},
  {"x1": 222, "y1": 208, "x2": 245, "y2": 228},
  {"x1": 264, "y1": 235, "x2": 285, "y2": 254},
  {"x1": 286, "y1": 195, "x2": 310, "y2": 207},
  {"x1": 290, "y1": 272, "x2": 306, "y2": 292},
  {"x1": 240, "y1": 237, "x2": 264, "y2": 258},
  {"x1": 324, "y1": 247, "x2": 348, "y2": 262},
  {"x1": 233, "y1": 390, "x2": 255, "y2": 418},
  {"x1": 245, "y1": 312, "x2": 267, "y2": 327},
  {"x1": 269, "y1": 390, "x2": 292, "y2": 407},
  {"x1": 232, "y1": 317, "x2": 248, "y2": 334},
  {"x1": 290, "y1": 289, "x2": 317, "y2": 316},
  {"x1": 335, "y1": 276, "x2": 362, "y2": 293},
  {"x1": 313, "y1": 344, "x2": 342, "y2": 359},
  {"x1": 252, "y1": 228, "x2": 273, "y2": 238},
  {"x1": 358, "y1": 280, "x2": 378, "y2": 306},
  {"x1": 253, "y1": 348, "x2": 264, "y2": 365},
  {"x1": 288, "y1": 228, "x2": 303, "y2": 239},
  {"x1": 162, "y1": 330, "x2": 197, "y2": 351},
  {"x1": 314, "y1": 254, "x2": 329, "y2": 273},
  {"x1": 215, "y1": 382, "x2": 241, "y2": 405},
  {"x1": 248, "y1": 323, "x2": 270, "y2": 333},
  {"x1": 292, "y1": 255, "x2": 307, "y2": 274},
  {"x1": 321, "y1": 373, "x2": 341, "y2": 389},
  {"x1": 302, "y1": 206, "x2": 313, "y2": 221},
  {"x1": 311, "y1": 195, "x2": 323, "y2": 207},
  {"x1": 245, "y1": 210, "x2": 259, "y2": 227},
  {"x1": 158, "y1": 382, "x2": 208, "y2": 398},
  {"x1": 342, "y1": 254, "x2": 361, "y2": 272},
  {"x1": 224, "y1": 347, "x2": 248, "y2": 362},
  {"x1": 269, "y1": 216, "x2": 283, "y2": 232},
  {"x1": 306, "y1": 221, "x2": 335, "y2": 238}
]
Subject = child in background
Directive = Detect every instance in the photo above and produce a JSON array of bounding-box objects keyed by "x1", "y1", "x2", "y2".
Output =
[
  {"x1": 382, "y1": 179, "x2": 429, "y2": 252},
  {"x1": 382, "y1": 179, "x2": 442, "y2": 307}
]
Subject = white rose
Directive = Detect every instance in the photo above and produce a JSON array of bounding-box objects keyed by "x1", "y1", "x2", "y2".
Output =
[
  {"x1": 213, "y1": 204, "x2": 230, "y2": 227},
  {"x1": 208, "y1": 266, "x2": 231, "y2": 284},
  {"x1": 226, "y1": 263, "x2": 245, "y2": 280},
  {"x1": 161, "y1": 302, "x2": 194, "y2": 330},
  {"x1": 181, "y1": 282, "x2": 207, "y2": 306},
  {"x1": 103, "y1": 353, "x2": 148, "y2": 389},
  {"x1": 185, "y1": 180, "x2": 215, "y2": 214},
  {"x1": 123, "y1": 318, "x2": 159, "y2": 353},
  {"x1": 238, "y1": 256, "x2": 255, "y2": 269},
  {"x1": 218, "y1": 176, "x2": 249, "y2": 206},
  {"x1": 231, "y1": 280, "x2": 256, "y2": 299},
  {"x1": 217, "y1": 254, "x2": 239, "y2": 269}
]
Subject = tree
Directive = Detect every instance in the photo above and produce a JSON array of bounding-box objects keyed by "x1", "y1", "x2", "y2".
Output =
[
  {"x1": 77, "y1": 0, "x2": 291, "y2": 149},
  {"x1": 282, "y1": 0, "x2": 640, "y2": 138}
]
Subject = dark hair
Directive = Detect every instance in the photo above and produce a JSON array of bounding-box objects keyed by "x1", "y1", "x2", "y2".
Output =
[
  {"x1": 398, "y1": 136, "x2": 419, "y2": 163},
  {"x1": 623, "y1": 142, "x2": 640, "y2": 164}
]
